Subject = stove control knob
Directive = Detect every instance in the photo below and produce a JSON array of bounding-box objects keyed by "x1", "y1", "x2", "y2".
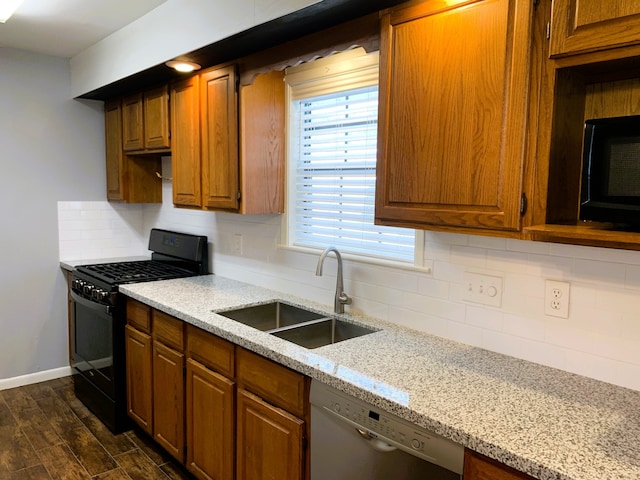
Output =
[
  {"x1": 96, "y1": 290, "x2": 109, "y2": 302},
  {"x1": 72, "y1": 279, "x2": 84, "y2": 291},
  {"x1": 83, "y1": 284, "x2": 95, "y2": 296}
]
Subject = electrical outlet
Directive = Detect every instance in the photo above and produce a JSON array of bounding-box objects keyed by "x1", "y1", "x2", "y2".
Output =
[
  {"x1": 544, "y1": 280, "x2": 570, "y2": 318},
  {"x1": 463, "y1": 272, "x2": 503, "y2": 307}
]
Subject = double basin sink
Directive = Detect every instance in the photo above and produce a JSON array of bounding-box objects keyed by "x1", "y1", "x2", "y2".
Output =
[{"x1": 217, "y1": 301, "x2": 378, "y2": 349}]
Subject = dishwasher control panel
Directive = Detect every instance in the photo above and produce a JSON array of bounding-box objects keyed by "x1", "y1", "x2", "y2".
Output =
[{"x1": 310, "y1": 381, "x2": 464, "y2": 475}]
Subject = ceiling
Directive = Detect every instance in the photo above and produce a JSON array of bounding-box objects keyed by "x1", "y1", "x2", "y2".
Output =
[{"x1": 0, "y1": 0, "x2": 168, "y2": 58}]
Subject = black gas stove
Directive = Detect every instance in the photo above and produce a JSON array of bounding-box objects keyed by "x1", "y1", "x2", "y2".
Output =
[{"x1": 70, "y1": 229, "x2": 208, "y2": 433}]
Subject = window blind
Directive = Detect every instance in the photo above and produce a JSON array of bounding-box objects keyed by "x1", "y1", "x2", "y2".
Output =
[{"x1": 287, "y1": 55, "x2": 415, "y2": 263}]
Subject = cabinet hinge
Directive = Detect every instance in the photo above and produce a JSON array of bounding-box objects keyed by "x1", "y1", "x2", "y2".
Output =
[
  {"x1": 237, "y1": 190, "x2": 242, "y2": 201},
  {"x1": 546, "y1": 21, "x2": 551, "y2": 40},
  {"x1": 520, "y1": 193, "x2": 528, "y2": 216}
]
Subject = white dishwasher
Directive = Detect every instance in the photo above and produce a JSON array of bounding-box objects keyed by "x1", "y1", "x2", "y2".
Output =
[{"x1": 310, "y1": 381, "x2": 464, "y2": 479}]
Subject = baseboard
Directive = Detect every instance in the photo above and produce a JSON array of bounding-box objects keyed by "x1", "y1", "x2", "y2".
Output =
[{"x1": 0, "y1": 366, "x2": 73, "y2": 391}]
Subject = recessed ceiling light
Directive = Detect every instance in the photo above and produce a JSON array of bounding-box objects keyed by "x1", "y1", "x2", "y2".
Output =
[
  {"x1": 165, "y1": 60, "x2": 201, "y2": 73},
  {"x1": 0, "y1": 0, "x2": 24, "y2": 23}
]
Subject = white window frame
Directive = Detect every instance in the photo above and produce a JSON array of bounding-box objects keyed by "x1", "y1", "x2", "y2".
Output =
[{"x1": 281, "y1": 48, "x2": 426, "y2": 271}]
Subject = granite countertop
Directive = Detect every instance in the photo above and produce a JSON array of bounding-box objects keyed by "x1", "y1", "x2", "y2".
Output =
[
  {"x1": 119, "y1": 274, "x2": 640, "y2": 480},
  {"x1": 60, "y1": 256, "x2": 151, "y2": 271}
]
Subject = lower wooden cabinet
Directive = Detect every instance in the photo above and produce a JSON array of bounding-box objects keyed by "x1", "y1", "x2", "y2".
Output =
[
  {"x1": 152, "y1": 340, "x2": 185, "y2": 461},
  {"x1": 186, "y1": 358, "x2": 235, "y2": 480},
  {"x1": 124, "y1": 324, "x2": 153, "y2": 433},
  {"x1": 125, "y1": 300, "x2": 309, "y2": 479},
  {"x1": 236, "y1": 389, "x2": 305, "y2": 480},
  {"x1": 464, "y1": 450, "x2": 535, "y2": 480}
]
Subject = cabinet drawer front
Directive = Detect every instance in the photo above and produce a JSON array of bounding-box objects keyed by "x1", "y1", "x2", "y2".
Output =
[
  {"x1": 187, "y1": 324, "x2": 235, "y2": 377},
  {"x1": 127, "y1": 299, "x2": 151, "y2": 333},
  {"x1": 236, "y1": 348, "x2": 308, "y2": 417},
  {"x1": 153, "y1": 310, "x2": 185, "y2": 350}
]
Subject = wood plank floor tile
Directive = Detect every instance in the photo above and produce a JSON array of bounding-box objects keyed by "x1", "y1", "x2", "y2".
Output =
[
  {"x1": 37, "y1": 444, "x2": 90, "y2": 480},
  {"x1": 1, "y1": 391, "x2": 39, "y2": 425},
  {"x1": 0, "y1": 426, "x2": 39, "y2": 472},
  {"x1": 123, "y1": 432, "x2": 169, "y2": 467},
  {"x1": 91, "y1": 468, "x2": 131, "y2": 480},
  {"x1": 34, "y1": 394, "x2": 84, "y2": 437},
  {"x1": 0, "y1": 402, "x2": 16, "y2": 428},
  {"x1": 19, "y1": 409, "x2": 62, "y2": 451},
  {"x1": 158, "y1": 462, "x2": 192, "y2": 480},
  {"x1": 54, "y1": 385, "x2": 90, "y2": 421},
  {"x1": 58, "y1": 426, "x2": 117, "y2": 477},
  {"x1": 112, "y1": 450, "x2": 173, "y2": 480},
  {"x1": 0, "y1": 464, "x2": 52, "y2": 480},
  {"x1": 79, "y1": 417, "x2": 134, "y2": 458},
  {"x1": 0, "y1": 378, "x2": 192, "y2": 480}
]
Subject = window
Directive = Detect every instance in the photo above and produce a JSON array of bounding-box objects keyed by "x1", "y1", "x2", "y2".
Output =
[{"x1": 284, "y1": 48, "x2": 421, "y2": 266}]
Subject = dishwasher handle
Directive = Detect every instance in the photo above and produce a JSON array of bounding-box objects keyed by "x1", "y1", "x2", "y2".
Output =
[{"x1": 356, "y1": 428, "x2": 397, "y2": 453}]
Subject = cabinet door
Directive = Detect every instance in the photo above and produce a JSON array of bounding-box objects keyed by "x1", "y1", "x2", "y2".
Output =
[
  {"x1": 125, "y1": 325, "x2": 153, "y2": 434},
  {"x1": 144, "y1": 85, "x2": 171, "y2": 149},
  {"x1": 375, "y1": 0, "x2": 533, "y2": 232},
  {"x1": 464, "y1": 450, "x2": 535, "y2": 480},
  {"x1": 550, "y1": 0, "x2": 640, "y2": 57},
  {"x1": 122, "y1": 93, "x2": 144, "y2": 151},
  {"x1": 186, "y1": 358, "x2": 235, "y2": 480},
  {"x1": 239, "y1": 70, "x2": 285, "y2": 214},
  {"x1": 236, "y1": 389, "x2": 304, "y2": 480},
  {"x1": 171, "y1": 75, "x2": 202, "y2": 208},
  {"x1": 105, "y1": 99, "x2": 125, "y2": 201},
  {"x1": 200, "y1": 65, "x2": 240, "y2": 211},
  {"x1": 153, "y1": 340, "x2": 185, "y2": 462}
]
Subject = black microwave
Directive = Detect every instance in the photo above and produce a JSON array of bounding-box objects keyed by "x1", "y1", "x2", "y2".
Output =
[{"x1": 580, "y1": 115, "x2": 640, "y2": 228}]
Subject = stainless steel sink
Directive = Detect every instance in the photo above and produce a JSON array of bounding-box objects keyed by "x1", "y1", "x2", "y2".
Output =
[
  {"x1": 271, "y1": 318, "x2": 378, "y2": 349},
  {"x1": 217, "y1": 300, "x2": 378, "y2": 348},
  {"x1": 217, "y1": 301, "x2": 326, "y2": 331}
]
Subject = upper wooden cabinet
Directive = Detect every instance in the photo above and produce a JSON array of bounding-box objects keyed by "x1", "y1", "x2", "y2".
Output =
[
  {"x1": 200, "y1": 65, "x2": 240, "y2": 210},
  {"x1": 550, "y1": 0, "x2": 640, "y2": 57},
  {"x1": 171, "y1": 66, "x2": 285, "y2": 213},
  {"x1": 105, "y1": 99, "x2": 125, "y2": 202},
  {"x1": 104, "y1": 99, "x2": 162, "y2": 203},
  {"x1": 171, "y1": 75, "x2": 202, "y2": 208},
  {"x1": 122, "y1": 85, "x2": 171, "y2": 152},
  {"x1": 375, "y1": 0, "x2": 534, "y2": 233}
]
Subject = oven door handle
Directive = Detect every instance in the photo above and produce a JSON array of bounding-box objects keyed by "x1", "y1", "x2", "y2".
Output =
[{"x1": 70, "y1": 290, "x2": 113, "y2": 316}]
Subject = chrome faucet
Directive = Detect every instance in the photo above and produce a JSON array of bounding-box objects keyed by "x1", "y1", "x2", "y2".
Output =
[{"x1": 316, "y1": 246, "x2": 352, "y2": 314}]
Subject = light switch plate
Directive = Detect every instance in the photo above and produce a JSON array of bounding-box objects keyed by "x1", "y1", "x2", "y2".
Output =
[{"x1": 463, "y1": 272, "x2": 503, "y2": 308}]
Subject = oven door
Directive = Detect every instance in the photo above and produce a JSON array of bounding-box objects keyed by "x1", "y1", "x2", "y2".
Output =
[{"x1": 71, "y1": 291, "x2": 115, "y2": 399}]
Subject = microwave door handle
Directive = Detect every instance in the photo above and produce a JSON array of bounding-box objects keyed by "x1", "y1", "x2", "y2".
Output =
[{"x1": 70, "y1": 290, "x2": 112, "y2": 316}]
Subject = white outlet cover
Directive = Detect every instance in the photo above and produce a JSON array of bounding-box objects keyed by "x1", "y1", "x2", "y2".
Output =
[{"x1": 544, "y1": 279, "x2": 570, "y2": 318}]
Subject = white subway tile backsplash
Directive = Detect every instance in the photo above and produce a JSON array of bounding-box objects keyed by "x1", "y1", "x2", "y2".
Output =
[
  {"x1": 465, "y1": 305, "x2": 503, "y2": 332},
  {"x1": 57, "y1": 191, "x2": 640, "y2": 392},
  {"x1": 447, "y1": 320, "x2": 483, "y2": 347},
  {"x1": 572, "y1": 258, "x2": 626, "y2": 285},
  {"x1": 624, "y1": 264, "x2": 640, "y2": 289},
  {"x1": 450, "y1": 245, "x2": 487, "y2": 268},
  {"x1": 503, "y1": 313, "x2": 545, "y2": 342},
  {"x1": 520, "y1": 338, "x2": 566, "y2": 370},
  {"x1": 417, "y1": 276, "x2": 450, "y2": 300},
  {"x1": 481, "y1": 330, "x2": 521, "y2": 358}
]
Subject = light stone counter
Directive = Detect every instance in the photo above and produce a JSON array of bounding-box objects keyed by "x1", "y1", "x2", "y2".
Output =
[{"x1": 120, "y1": 274, "x2": 640, "y2": 480}]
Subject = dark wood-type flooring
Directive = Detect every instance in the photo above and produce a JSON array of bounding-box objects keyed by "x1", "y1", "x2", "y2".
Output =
[{"x1": 0, "y1": 376, "x2": 193, "y2": 480}]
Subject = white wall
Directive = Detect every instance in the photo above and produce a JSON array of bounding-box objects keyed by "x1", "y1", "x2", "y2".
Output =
[
  {"x1": 56, "y1": 158, "x2": 640, "y2": 392},
  {"x1": 70, "y1": 0, "x2": 321, "y2": 97},
  {"x1": 0, "y1": 48, "x2": 105, "y2": 381}
]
